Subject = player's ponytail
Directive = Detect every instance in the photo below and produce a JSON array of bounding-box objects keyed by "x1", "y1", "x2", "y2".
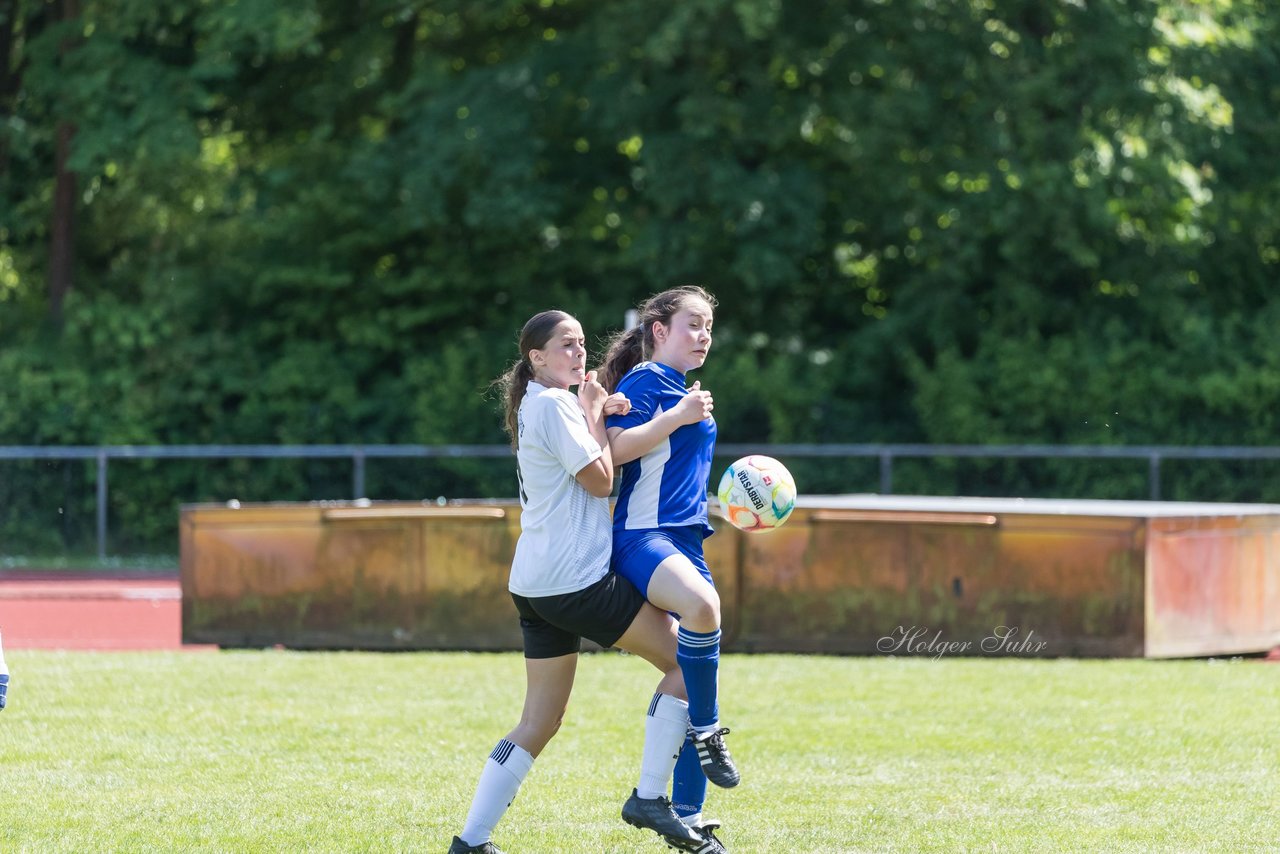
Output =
[
  {"x1": 492, "y1": 310, "x2": 572, "y2": 450},
  {"x1": 598, "y1": 326, "x2": 645, "y2": 393},
  {"x1": 599, "y1": 285, "x2": 717, "y2": 393}
]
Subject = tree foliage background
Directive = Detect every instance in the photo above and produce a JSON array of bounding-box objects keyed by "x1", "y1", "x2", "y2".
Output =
[{"x1": 2, "y1": 0, "x2": 1278, "y2": 553}]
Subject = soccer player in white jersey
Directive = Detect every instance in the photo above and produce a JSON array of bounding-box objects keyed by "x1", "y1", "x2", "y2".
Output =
[
  {"x1": 449, "y1": 310, "x2": 706, "y2": 854},
  {"x1": 599, "y1": 286, "x2": 735, "y2": 853}
]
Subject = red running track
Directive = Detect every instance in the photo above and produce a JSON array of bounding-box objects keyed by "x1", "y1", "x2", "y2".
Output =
[{"x1": 0, "y1": 574, "x2": 212, "y2": 650}]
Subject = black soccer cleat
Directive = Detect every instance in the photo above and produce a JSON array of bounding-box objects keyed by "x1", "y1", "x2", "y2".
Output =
[
  {"x1": 692, "y1": 727, "x2": 740, "y2": 788},
  {"x1": 665, "y1": 818, "x2": 728, "y2": 853},
  {"x1": 448, "y1": 836, "x2": 505, "y2": 854},
  {"x1": 622, "y1": 789, "x2": 702, "y2": 846}
]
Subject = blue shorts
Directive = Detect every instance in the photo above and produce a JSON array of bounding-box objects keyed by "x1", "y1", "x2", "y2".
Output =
[{"x1": 611, "y1": 525, "x2": 715, "y2": 598}]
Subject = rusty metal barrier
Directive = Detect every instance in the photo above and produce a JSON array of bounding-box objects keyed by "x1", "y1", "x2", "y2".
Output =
[
  {"x1": 15, "y1": 441, "x2": 1280, "y2": 559},
  {"x1": 180, "y1": 496, "x2": 1280, "y2": 658}
]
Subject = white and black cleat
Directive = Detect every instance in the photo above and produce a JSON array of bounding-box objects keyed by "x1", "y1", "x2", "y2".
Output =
[
  {"x1": 693, "y1": 727, "x2": 740, "y2": 788},
  {"x1": 665, "y1": 818, "x2": 727, "y2": 853}
]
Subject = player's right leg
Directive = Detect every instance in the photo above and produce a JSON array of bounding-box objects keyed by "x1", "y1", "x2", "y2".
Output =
[
  {"x1": 450, "y1": 595, "x2": 581, "y2": 853},
  {"x1": 451, "y1": 653, "x2": 576, "y2": 853}
]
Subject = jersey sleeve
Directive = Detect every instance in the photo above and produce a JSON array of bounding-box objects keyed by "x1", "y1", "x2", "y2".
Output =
[
  {"x1": 542, "y1": 391, "x2": 604, "y2": 476},
  {"x1": 607, "y1": 368, "x2": 663, "y2": 431}
]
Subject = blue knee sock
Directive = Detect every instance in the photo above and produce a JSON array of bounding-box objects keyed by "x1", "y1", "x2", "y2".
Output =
[
  {"x1": 671, "y1": 733, "x2": 707, "y2": 819},
  {"x1": 676, "y1": 626, "x2": 720, "y2": 730}
]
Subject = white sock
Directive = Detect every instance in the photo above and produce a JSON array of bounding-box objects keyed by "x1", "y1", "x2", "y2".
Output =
[
  {"x1": 681, "y1": 812, "x2": 703, "y2": 827},
  {"x1": 459, "y1": 738, "x2": 534, "y2": 845},
  {"x1": 638, "y1": 693, "x2": 689, "y2": 799}
]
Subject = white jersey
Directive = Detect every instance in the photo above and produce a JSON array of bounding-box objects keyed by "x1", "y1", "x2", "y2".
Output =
[{"x1": 508, "y1": 381, "x2": 612, "y2": 597}]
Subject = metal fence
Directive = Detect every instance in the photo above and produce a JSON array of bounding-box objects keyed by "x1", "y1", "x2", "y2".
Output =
[{"x1": 6, "y1": 442, "x2": 1280, "y2": 560}]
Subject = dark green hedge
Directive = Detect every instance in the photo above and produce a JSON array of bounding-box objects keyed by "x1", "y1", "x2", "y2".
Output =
[{"x1": 2, "y1": 0, "x2": 1277, "y2": 554}]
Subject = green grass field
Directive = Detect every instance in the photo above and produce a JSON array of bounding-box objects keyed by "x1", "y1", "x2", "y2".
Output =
[{"x1": 0, "y1": 650, "x2": 1276, "y2": 853}]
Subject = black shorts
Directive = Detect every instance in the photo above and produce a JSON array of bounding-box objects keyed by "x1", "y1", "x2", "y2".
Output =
[{"x1": 511, "y1": 572, "x2": 647, "y2": 659}]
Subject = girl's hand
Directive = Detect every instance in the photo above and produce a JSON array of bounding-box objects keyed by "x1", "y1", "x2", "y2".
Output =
[
  {"x1": 672, "y1": 380, "x2": 714, "y2": 425},
  {"x1": 603, "y1": 392, "x2": 631, "y2": 417},
  {"x1": 577, "y1": 370, "x2": 609, "y2": 420}
]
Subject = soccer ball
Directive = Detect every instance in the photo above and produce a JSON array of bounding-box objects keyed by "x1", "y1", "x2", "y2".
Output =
[{"x1": 716, "y1": 455, "x2": 797, "y2": 533}]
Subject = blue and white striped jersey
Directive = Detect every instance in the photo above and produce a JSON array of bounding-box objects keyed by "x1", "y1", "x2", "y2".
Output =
[{"x1": 607, "y1": 361, "x2": 717, "y2": 535}]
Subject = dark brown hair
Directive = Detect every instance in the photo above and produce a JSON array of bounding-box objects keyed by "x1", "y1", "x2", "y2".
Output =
[
  {"x1": 598, "y1": 286, "x2": 716, "y2": 393},
  {"x1": 492, "y1": 310, "x2": 573, "y2": 450}
]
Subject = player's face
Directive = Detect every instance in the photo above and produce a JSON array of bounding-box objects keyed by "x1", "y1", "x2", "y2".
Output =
[
  {"x1": 530, "y1": 318, "x2": 588, "y2": 389},
  {"x1": 653, "y1": 299, "x2": 714, "y2": 374}
]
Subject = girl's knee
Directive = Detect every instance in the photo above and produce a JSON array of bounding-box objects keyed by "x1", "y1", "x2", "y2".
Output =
[
  {"x1": 684, "y1": 590, "x2": 721, "y2": 629},
  {"x1": 514, "y1": 714, "x2": 564, "y2": 754},
  {"x1": 537, "y1": 715, "x2": 565, "y2": 742}
]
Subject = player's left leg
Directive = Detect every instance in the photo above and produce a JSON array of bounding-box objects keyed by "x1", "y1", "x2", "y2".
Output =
[{"x1": 614, "y1": 601, "x2": 703, "y2": 847}]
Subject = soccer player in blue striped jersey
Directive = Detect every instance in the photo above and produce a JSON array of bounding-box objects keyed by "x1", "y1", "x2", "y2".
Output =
[{"x1": 600, "y1": 286, "x2": 737, "y2": 851}]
